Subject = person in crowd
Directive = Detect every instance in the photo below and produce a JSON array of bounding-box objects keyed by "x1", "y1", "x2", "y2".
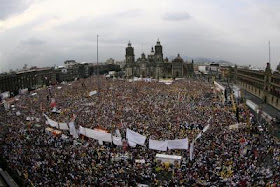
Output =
[{"x1": 0, "y1": 76, "x2": 279, "y2": 186}]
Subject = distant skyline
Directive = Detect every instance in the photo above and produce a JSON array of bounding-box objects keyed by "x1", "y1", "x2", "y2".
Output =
[{"x1": 0, "y1": 0, "x2": 280, "y2": 72}]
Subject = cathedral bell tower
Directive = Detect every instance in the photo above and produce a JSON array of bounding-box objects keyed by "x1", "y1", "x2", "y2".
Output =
[
  {"x1": 125, "y1": 41, "x2": 135, "y2": 64},
  {"x1": 154, "y1": 39, "x2": 163, "y2": 63},
  {"x1": 125, "y1": 41, "x2": 135, "y2": 78}
]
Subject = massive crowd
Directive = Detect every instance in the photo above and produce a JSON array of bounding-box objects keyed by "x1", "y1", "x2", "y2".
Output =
[{"x1": 0, "y1": 76, "x2": 279, "y2": 186}]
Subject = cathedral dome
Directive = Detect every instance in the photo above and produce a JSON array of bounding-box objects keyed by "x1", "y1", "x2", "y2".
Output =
[{"x1": 173, "y1": 54, "x2": 183, "y2": 63}]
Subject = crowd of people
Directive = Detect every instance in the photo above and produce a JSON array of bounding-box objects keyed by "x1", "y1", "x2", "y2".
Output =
[{"x1": 0, "y1": 76, "x2": 279, "y2": 186}]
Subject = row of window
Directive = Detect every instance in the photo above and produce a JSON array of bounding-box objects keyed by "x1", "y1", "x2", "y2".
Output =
[
  {"x1": 237, "y1": 70, "x2": 264, "y2": 80},
  {"x1": 238, "y1": 76, "x2": 264, "y2": 89},
  {"x1": 0, "y1": 73, "x2": 53, "y2": 93},
  {"x1": 270, "y1": 86, "x2": 280, "y2": 97},
  {"x1": 271, "y1": 77, "x2": 280, "y2": 85},
  {"x1": 239, "y1": 81, "x2": 279, "y2": 107}
]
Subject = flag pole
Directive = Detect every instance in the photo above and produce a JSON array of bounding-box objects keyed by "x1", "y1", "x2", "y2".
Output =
[
  {"x1": 97, "y1": 34, "x2": 101, "y2": 97},
  {"x1": 268, "y1": 40, "x2": 271, "y2": 64}
]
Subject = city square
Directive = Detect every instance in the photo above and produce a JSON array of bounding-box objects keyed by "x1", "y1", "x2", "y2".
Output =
[
  {"x1": 1, "y1": 0, "x2": 280, "y2": 186},
  {"x1": 0, "y1": 77, "x2": 279, "y2": 186}
]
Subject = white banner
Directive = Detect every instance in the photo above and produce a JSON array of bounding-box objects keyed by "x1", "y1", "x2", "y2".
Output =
[
  {"x1": 189, "y1": 140, "x2": 194, "y2": 161},
  {"x1": 126, "y1": 128, "x2": 146, "y2": 146},
  {"x1": 195, "y1": 132, "x2": 202, "y2": 141},
  {"x1": 47, "y1": 118, "x2": 58, "y2": 129},
  {"x1": 98, "y1": 140, "x2": 103, "y2": 145},
  {"x1": 149, "y1": 139, "x2": 168, "y2": 151},
  {"x1": 128, "y1": 140, "x2": 137, "y2": 147},
  {"x1": 167, "y1": 138, "x2": 188, "y2": 150},
  {"x1": 69, "y1": 121, "x2": 78, "y2": 139},
  {"x1": 0, "y1": 91, "x2": 10, "y2": 99},
  {"x1": 59, "y1": 123, "x2": 69, "y2": 130},
  {"x1": 85, "y1": 128, "x2": 112, "y2": 143},
  {"x1": 79, "y1": 126, "x2": 86, "y2": 136},
  {"x1": 115, "y1": 129, "x2": 122, "y2": 137},
  {"x1": 112, "y1": 136, "x2": 123, "y2": 146},
  {"x1": 203, "y1": 124, "x2": 210, "y2": 133}
]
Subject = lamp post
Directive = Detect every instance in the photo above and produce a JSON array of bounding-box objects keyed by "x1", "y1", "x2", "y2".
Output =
[{"x1": 97, "y1": 35, "x2": 101, "y2": 97}]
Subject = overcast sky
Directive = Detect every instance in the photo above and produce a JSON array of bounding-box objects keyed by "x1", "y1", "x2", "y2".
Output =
[{"x1": 0, "y1": 0, "x2": 280, "y2": 72}]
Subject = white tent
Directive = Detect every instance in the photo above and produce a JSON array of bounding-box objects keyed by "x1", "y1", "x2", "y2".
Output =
[{"x1": 156, "y1": 154, "x2": 182, "y2": 165}]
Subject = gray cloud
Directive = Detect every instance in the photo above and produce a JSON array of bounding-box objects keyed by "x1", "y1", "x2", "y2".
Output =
[
  {"x1": 0, "y1": 0, "x2": 33, "y2": 20},
  {"x1": 21, "y1": 38, "x2": 46, "y2": 45},
  {"x1": 162, "y1": 12, "x2": 191, "y2": 21},
  {"x1": 1, "y1": 1, "x2": 280, "y2": 72},
  {"x1": 55, "y1": 8, "x2": 144, "y2": 34},
  {"x1": 114, "y1": 9, "x2": 144, "y2": 18}
]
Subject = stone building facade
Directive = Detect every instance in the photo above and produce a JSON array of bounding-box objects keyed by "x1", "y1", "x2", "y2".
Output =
[
  {"x1": 0, "y1": 67, "x2": 56, "y2": 95},
  {"x1": 235, "y1": 63, "x2": 280, "y2": 110},
  {"x1": 1, "y1": 62, "x2": 121, "y2": 97},
  {"x1": 125, "y1": 40, "x2": 194, "y2": 79}
]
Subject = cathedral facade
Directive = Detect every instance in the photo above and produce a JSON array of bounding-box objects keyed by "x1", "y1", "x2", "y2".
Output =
[{"x1": 125, "y1": 40, "x2": 194, "y2": 79}]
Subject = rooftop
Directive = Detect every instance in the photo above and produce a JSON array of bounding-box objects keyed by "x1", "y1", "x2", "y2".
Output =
[{"x1": 16, "y1": 67, "x2": 52, "y2": 74}]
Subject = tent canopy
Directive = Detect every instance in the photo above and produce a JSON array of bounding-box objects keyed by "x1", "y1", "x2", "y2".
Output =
[{"x1": 156, "y1": 154, "x2": 182, "y2": 164}]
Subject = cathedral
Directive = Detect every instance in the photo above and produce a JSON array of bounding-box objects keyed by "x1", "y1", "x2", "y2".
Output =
[{"x1": 125, "y1": 40, "x2": 194, "y2": 79}]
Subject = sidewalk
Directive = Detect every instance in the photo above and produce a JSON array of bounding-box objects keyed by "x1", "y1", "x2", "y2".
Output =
[
  {"x1": 244, "y1": 90, "x2": 280, "y2": 139},
  {"x1": 244, "y1": 90, "x2": 280, "y2": 119}
]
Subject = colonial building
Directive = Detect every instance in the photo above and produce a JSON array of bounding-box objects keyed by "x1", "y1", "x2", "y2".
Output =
[
  {"x1": 125, "y1": 40, "x2": 194, "y2": 79},
  {"x1": 0, "y1": 67, "x2": 56, "y2": 95},
  {"x1": 235, "y1": 63, "x2": 280, "y2": 110},
  {"x1": 0, "y1": 60, "x2": 122, "y2": 98},
  {"x1": 55, "y1": 60, "x2": 85, "y2": 82},
  {"x1": 55, "y1": 61, "x2": 121, "y2": 82}
]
